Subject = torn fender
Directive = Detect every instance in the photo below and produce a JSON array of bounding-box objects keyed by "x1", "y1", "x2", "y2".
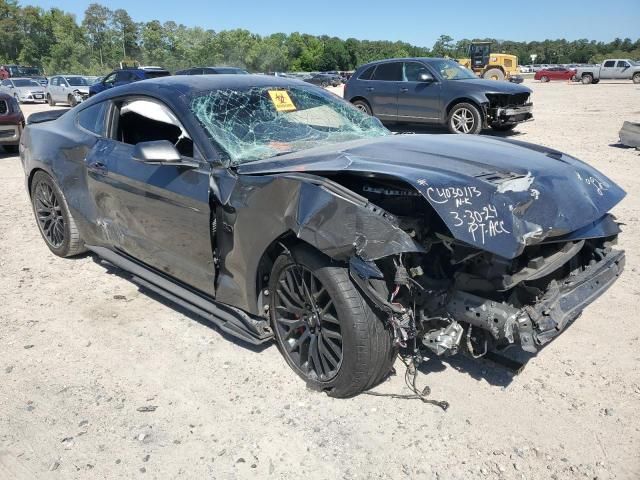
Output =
[{"x1": 212, "y1": 172, "x2": 423, "y2": 314}]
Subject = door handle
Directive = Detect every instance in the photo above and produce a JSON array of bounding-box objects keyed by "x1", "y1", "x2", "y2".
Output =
[
  {"x1": 365, "y1": 87, "x2": 374, "y2": 92},
  {"x1": 88, "y1": 161, "x2": 107, "y2": 175},
  {"x1": 400, "y1": 87, "x2": 409, "y2": 93}
]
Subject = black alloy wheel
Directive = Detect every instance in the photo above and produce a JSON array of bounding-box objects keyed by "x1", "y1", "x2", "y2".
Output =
[
  {"x1": 272, "y1": 263, "x2": 343, "y2": 382},
  {"x1": 30, "y1": 171, "x2": 86, "y2": 257},
  {"x1": 269, "y1": 245, "x2": 395, "y2": 397},
  {"x1": 34, "y1": 180, "x2": 65, "y2": 248}
]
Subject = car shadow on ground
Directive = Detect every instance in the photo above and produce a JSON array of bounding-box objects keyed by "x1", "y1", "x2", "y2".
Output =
[
  {"x1": 90, "y1": 253, "x2": 272, "y2": 353},
  {"x1": 387, "y1": 123, "x2": 526, "y2": 138},
  {"x1": 415, "y1": 352, "x2": 526, "y2": 388}
]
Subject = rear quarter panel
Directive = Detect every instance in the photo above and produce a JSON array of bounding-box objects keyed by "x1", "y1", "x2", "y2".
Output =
[{"x1": 22, "y1": 112, "x2": 104, "y2": 246}]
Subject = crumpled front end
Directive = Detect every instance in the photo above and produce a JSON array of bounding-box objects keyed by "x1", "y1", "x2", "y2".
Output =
[{"x1": 338, "y1": 169, "x2": 625, "y2": 364}]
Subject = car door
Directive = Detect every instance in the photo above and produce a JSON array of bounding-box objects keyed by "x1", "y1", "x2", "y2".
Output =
[
  {"x1": 600, "y1": 60, "x2": 616, "y2": 79},
  {"x1": 367, "y1": 62, "x2": 402, "y2": 121},
  {"x1": 615, "y1": 60, "x2": 631, "y2": 79},
  {"x1": 57, "y1": 77, "x2": 69, "y2": 102},
  {"x1": 396, "y1": 61, "x2": 441, "y2": 123},
  {"x1": 84, "y1": 96, "x2": 216, "y2": 295}
]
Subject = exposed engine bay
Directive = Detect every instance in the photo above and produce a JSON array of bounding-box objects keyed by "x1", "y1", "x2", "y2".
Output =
[{"x1": 338, "y1": 175, "x2": 625, "y2": 365}]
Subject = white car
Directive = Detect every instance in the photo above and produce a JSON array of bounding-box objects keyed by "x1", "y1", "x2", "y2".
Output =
[
  {"x1": 518, "y1": 65, "x2": 532, "y2": 73},
  {"x1": 0, "y1": 77, "x2": 46, "y2": 103},
  {"x1": 46, "y1": 75, "x2": 91, "y2": 107}
]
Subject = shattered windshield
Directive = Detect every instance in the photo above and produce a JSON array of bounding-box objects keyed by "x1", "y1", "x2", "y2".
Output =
[{"x1": 190, "y1": 86, "x2": 389, "y2": 164}]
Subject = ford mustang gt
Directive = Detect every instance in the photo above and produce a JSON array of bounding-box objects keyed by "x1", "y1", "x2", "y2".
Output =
[{"x1": 20, "y1": 75, "x2": 625, "y2": 398}]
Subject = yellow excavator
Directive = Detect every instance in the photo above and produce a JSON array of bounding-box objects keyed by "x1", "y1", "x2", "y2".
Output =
[{"x1": 458, "y1": 41, "x2": 520, "y2": 81}]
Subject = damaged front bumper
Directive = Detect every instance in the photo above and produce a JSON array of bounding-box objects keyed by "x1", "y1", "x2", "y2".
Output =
[
  {"x1": 446, "y1": 248, "x2": 625, "y2": 352},
  {"x1": 489, "y1": 104, "x2": 533, "y2": 125}
]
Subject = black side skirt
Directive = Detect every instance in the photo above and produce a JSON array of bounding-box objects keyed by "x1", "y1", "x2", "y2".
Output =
[{"x1": 87, "y1": 245, "x2": 274, "y2": 345}]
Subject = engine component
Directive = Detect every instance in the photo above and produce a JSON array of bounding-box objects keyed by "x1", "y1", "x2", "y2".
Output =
[{"x1": 422, "y1": 320, "x2": 464, "y2": 356}]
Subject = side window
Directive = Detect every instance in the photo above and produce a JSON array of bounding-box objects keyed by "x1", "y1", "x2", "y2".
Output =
[
  {"x1": 115, "y1": 71, "x2": 130, "y2": 82},
  {"x1": 371, "y1": 62, "x2": 403, "y2": 81},
  {"x1": 50, "y1": 77, "x2": 57, "y2": 86},
  {"x1": 403, "y1": 62, "x2": 430, "y2": 81},
  {"x1": 113, "y1": 97, "x2": 194, "y2": 157},
  {"x1": 358, "y1": 65, "x2": 376, "y2": 80},
  {"x1": 103, "y1": 73, "x2": 116, "y2": 86},
  {"x1": 603, "y1": 60, "x2": 615, "y2": 68},
  {"x1": 616, "y1": 61, "x2": 629, "y2": 68},
  {"x1": 2, "y1": 79, "x2": 11, "y2": 87},
  {"x1": 77, "y1": 102, "x2": 108, "y2": 135}
]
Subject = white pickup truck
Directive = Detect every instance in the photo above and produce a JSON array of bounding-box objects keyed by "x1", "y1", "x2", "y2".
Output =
[{"x1": 573, "y1": 59, "x2": 640, "y2": 84}]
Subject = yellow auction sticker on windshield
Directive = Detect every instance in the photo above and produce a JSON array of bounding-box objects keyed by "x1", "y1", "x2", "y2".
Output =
[{"x1": 268, "y1": 90, "x2": 296, "y2": 112}]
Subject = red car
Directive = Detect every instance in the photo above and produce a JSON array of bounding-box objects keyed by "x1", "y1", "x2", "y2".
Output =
[
  {"x1": 0, "y1": 92, "x2": 25, "y2": 154},
  {"x1": 534, "y1": 67, "x2": 576, "y2": 82}
]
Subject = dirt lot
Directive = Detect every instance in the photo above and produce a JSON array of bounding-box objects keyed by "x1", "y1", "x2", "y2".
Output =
[{"x1": 1, "y1": 80, "x2": 639, "y2": 480}]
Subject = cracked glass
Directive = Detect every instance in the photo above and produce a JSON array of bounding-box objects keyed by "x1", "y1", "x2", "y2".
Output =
[{"x1": 189, "y1": 86, "x2": 389, "y2": 164}]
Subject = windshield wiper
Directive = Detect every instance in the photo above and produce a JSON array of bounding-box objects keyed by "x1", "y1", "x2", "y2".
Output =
[{"x1": 271, "y1": 150, "x2": 296, "y2": 157}]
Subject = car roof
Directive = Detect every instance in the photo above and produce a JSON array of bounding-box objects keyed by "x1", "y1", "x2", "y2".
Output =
[
  {"x1": 92, "y1": 74, "x2": 310, "y2": 99},
  {"x1": 356, "y1": 57, "x2": 451, "y2": 69}
]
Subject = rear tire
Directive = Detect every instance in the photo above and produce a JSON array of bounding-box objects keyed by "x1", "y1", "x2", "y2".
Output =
[
  {"x1": 3, "y1": 144, "x2": 19, "y2": 154},
  {"x1": 447, "y1": 102, "x2": 482, "y2": 134},
  {"x1": 352, "y1": 99, "x2": 372, "y2": 116},
  {"x1": 483, "y1": 68, "x2": 505, "y2": 81},
  {"x1": 581, "y1": 74, "x2": 593, "y2": 85},
  {"x1": 269, "y1": 244, "x2": 394, "y2": 398},
  {"x1": 30, "y1": 171, "x2": 86, "y2": 258}
]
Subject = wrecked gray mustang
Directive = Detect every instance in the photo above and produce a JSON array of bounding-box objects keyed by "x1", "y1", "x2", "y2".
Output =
[{"x1": 20, "y1": 75, "x2": 625, "y2": 398}]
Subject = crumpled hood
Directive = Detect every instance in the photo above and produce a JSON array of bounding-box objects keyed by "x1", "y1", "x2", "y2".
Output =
[{"x1": 237, "y1": 134, "x2": 625, "y2": 258}]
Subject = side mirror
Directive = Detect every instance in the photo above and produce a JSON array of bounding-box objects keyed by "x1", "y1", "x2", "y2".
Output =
[
  {"x1": 132, "y1": 140, "x2": 198, "y2": 168},
  {"x1": 419, "y1": 72, "x2": 435, "y2": 83}
]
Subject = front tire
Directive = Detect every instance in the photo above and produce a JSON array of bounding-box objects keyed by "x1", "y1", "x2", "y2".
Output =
[
  {"x1": 269, "y1": 245, "x2": 394, "y2": 398},
  {"x1": 68, "y1": 94, "x2": 78, "y2": 107},
  {"x1": 47, "y1": 94, "x2": 55, "y2": 106},
  {"x1": 633, "y1": 73, "x2": 640, "y2": 84},
  {"x1": 447, "y1": 102, "x2": 482, "y2": 134},
  {"x1": 30, "y1": 171, "x2": 86, "y2": 257},
  {"x1": 540, "y1": 75, "x2": 549, "y2": 83}
]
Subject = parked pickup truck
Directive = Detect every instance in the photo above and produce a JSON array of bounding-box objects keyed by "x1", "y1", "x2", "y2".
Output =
[{"x1": 574, "y1": 59, "x2": 640, "y2": 84}]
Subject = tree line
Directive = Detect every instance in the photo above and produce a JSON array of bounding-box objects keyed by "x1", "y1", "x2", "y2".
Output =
[{"x1": 1, "y1": 0, "x2": 639, "y2": 75}]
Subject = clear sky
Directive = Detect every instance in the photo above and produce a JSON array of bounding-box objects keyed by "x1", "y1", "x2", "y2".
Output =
[{"x1": 24, "y1": 0, "x2": 640, "y2": 47}]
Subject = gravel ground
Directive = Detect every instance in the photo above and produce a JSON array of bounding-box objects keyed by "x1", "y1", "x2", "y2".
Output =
[{"x1": 1, "y1": 79, "x2": 639, "y2": 480}]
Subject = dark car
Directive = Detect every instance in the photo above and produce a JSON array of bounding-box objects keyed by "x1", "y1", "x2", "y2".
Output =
[
  {"x1": 305, "y1": 73, "x2": 342, "y2": 87},
  {"x1": 89, "y1": 67, "x2": 170, "y2": 96},
  {"x1": 534, "y1": 67, "x2": 576, "y2": 82},
  {"x1": 20, "y1": 75, "x2": 625, "y2": 398},
  {"x1": 0, "y1": 92, "x2": 24, "y2": 154},
  {"x1": 1, "y1": 64, "x2": 47, "y2": 86},
  {"x1": 175, "y1": 66, "x2": 249, "y2": 75},
  {"x1": 345, "y1": 58, "x2": 533, "y2": 134}
]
